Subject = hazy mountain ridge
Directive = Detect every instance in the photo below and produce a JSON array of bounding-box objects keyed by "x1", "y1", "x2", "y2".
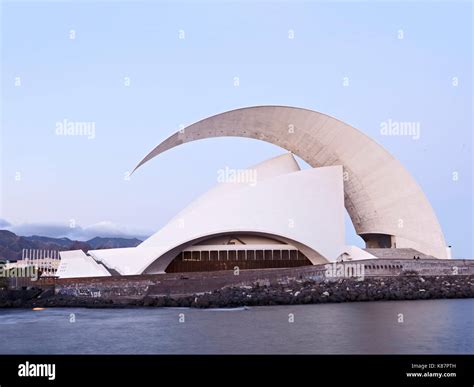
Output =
[{"x1": 0, "y1": 230, "x2": 142, "y2": 261}]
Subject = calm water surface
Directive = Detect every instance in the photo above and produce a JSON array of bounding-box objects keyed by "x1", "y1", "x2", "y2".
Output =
[{"x1": 0, "y1": 299, "x2": 472, "y2": 354}]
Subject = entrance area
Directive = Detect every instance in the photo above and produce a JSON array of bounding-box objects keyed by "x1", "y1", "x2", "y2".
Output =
[{"x1": 165, "y1": 245, "x2": 312, "y2": 273}]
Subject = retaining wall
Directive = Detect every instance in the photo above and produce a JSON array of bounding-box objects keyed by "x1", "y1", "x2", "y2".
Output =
[{"x1": 51, "y1": 258, "x2": 474, "y2": 299}]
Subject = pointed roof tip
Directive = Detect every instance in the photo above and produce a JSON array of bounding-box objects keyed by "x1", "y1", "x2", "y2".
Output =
[
  {"x1": 246, "y1": 152, "x2": 301, "y2": 180},
  {"x1": 280, "y1": 151, "x2": 299, "y2": 169},
  {"x1": 131, "y1": 156, "x2": 151, "y2": 175},
  {"x1": 130, "y1": 165, "x2": 139, "y2": 176}
]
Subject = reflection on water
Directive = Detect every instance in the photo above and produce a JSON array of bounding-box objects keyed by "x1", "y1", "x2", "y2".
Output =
[{"x1": 0, "y1": 298, "x2": 472, "y2": 354}]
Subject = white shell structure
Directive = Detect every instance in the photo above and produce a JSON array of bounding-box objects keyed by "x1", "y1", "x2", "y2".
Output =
[
  {"x1": 57, "y1": 105, "x2": 449, "y2": 278},
  {"x1": 133, "y1": 106, "x2": 447, "y2": 259},
  {"x1": 83, "y1": 153, "x2": 345, "y2": 276}
]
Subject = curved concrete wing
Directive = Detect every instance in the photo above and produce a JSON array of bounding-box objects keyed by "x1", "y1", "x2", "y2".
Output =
[{"x1": 133, "y1": 106, "x2": 447, "y2": 259}]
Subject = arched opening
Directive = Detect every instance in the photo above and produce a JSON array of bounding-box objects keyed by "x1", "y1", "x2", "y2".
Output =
[
  {"x1": 142, "y1": 231, "x2": 322, "y2": 274},
  {"x1": 166, "y1": 246, "x2": 312, "y2": 273}
]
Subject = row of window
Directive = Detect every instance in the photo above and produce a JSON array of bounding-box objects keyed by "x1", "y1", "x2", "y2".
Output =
[
  {"x1": 365, "y1": 264, "x2": 403, "y2": 270},
  {"x1": 179, "y1": 250, "x2": 307, "y2": 262}
]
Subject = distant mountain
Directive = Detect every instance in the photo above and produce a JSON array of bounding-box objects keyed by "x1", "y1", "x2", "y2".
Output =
[
  {"x1": 87, "y1": 237, "x2": 142, "y2": 249},
  {"x1": 0, "y1": 230, "x2": 38, "y2": 261},
  {"x1": 23, "y1": 235, "x2": 74, "y2": 248},
  {"x1": 0, "y1": 230, "x2": 142, "y2": 261}
]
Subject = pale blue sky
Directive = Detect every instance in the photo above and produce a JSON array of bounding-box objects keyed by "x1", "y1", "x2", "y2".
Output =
[{"x1": 1, "y1": 0, "x2": 472, "y2": 257}]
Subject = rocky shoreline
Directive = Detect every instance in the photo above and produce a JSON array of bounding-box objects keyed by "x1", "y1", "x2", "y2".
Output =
[{"x1": 1, "y1": 274, "x2": 473, "y2": 309}]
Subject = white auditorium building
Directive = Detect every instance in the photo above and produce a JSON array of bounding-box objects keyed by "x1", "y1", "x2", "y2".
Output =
[{"x1": 57, "y1": 106, "x2": 449, "y2": 279}]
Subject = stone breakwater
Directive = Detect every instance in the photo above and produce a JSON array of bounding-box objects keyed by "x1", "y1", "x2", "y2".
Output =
[{"x1": 1, "y1": 274, "x2": 473, "y2": 308}]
